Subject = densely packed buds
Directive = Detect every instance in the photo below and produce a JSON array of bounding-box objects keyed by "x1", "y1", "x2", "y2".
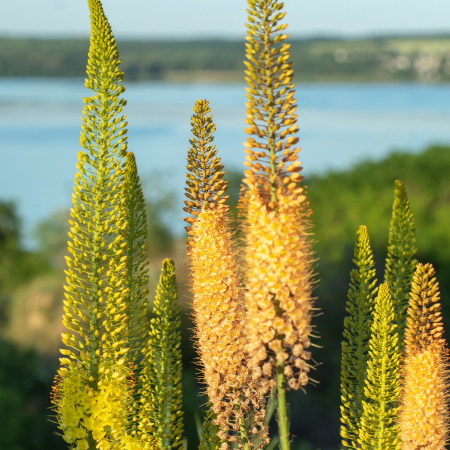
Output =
[
  {"x1": 183, "y1": 99, "x2": 228, "y2": 233},
  {"x1": 54, "y1": 2, "x2": 153, "y2": 449},
  {"x1": 185, "y1": 100, "x2": 268, "y2": 449},
  {"x1": 385, "y1": 180, "x2": 417, "y2": 350},
  {"x1": 140, "y1": 259, "x2": 183, "y2": 450},
  {"x1": 241, "y1": 184, "x2": 315, "y2": 394},
  {"x1": 240, "y1": 0, "x2": 316, "y2": 395},
  {"x1": 243, "y1": 0, "x2": 304, "y2": 206},
  {"x1": 399, "y1": 263, "x2": 449, "y2": 449},
  {"x1": 190, "y1": 208, "x2": 268, "y2": 448},
  {"x1": 359, "y1": 283, "x2": 400, "y2": 450},
  {"x1": 340, "y1": 226, "x2": 378, "y2": 448}
]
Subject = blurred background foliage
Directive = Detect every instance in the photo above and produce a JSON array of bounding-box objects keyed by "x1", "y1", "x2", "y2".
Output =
[
  {"x1": 1, "y1": 36, "x2": 450, "y2": 82},
  {"x1": 1, "y1": 144, "x2": 450, "y2": 449}
]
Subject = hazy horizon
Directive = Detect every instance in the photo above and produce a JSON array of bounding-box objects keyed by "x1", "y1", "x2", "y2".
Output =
[
  {"x1": 2, "y1": 31, "x2": 450, "y2": 41},
  {"x1": 2, "y1": 0, "x2": 450, "y2": 40}
]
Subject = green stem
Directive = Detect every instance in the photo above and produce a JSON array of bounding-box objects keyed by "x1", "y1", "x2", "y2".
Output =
[
  {"x1": 239, "y1": 417, "x2": 250, "y2": 450},
  {"x1": 276, "y1": 359, "x2": 290, "y2": 450}
]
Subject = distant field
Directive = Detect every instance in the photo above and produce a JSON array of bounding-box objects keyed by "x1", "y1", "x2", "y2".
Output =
[{"x1": 1, "y1": 35, "x2": 450, "y2": 82}]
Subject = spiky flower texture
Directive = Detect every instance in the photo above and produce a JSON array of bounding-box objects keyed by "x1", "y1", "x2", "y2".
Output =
[
  {"x1": 115, "y1": 152, "x2": 150, "y2": 365},
  {"x1": 140, "y1": 259, "x2": 183, "y2": 450},
  {"x1": 199, "y1": 410, "x2": 222, "y2": 450},
  {"x1": 53, "y1": 2, "x2": 151, "y2": 450},
  {"x1": 385, "y1": 180, "x2": 417, "y2": 349},
  {"x1": 340, "y1": 226, "x2": 377, "y2": 448},
  {"x1": 185, "y1": 100, "x2": 268, "y2": 450},
  {"x1": 243, "y1": 0, "x2": 304, "y2": 203},
  {"x1": 114, "y1": 151, "x2": 152, "y2": 444},
  {"x1": 359, "y1": 283, "x2": 400, "y2": 450},
  {"x1": 399, "y1": 263, "x2": 449, "y2": 449},
  {"x1": 242, "y1": 2, "x2": 315, "y2": 449}
]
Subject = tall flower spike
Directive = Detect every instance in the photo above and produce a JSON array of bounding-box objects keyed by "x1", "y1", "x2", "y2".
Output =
[
  {"x1": 385, "y1": 180, "x2": 417, "y2": 350},
  {"x1": 359, "y1": 283, "x2": 400, "y2": 450},
  {"x1": 183, "y1": 98, "x2": 228, "y2": 233},
  {"x1": 242, "y1": 3, "x2": 316, "y2": 450},
  {"x1": 116, "y1": 152, "x2": 150, "y2": 361},
  {"x1": 340, "y1": 226, "x2": 377, "y2": 449},
  {"x1": 113, "y1": 152, "x2": 151, "y2": 442},
  {"x1": 53, "y1": 1, "x2": 140, "y2": 449},
  {"x1": 243, "y1": 0, "x2": 304, "y2": 206},
  {"x1": 186, "y1": 100, "x2": 268, "y2": 450},
  {"x1": 399, "y1": 263, "x2": 449, "y2": 450},
  {"x1": 140, "y1": 259, "x2": 183, "y2": 450}
]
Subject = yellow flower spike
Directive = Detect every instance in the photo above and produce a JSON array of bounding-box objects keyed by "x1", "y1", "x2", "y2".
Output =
[
  {"x1": 60, "y1": 0, "x2": 128, "y2": 380},
  {"x1": 241, "y1": 184, "x2": 315, "y2": 449},
  {"x1": 385, "y1": 180, "x2": 417, "y2": 351},
  {"x1": 243, "y1": 0, "x2": 304, "y2": 208},
  {"x1": 52, "y1": 1, "x2": 151, "y2": 449},
  {"x1": 399, "y1": 263, "x2": 449, "y2": 449},
  {"x1": 139, "y1": 259, "x2": 183, "y2": 450},
  {"x1": 185, "y1": 100, "x2": 268, "y2": 450},
  {"x1": 109, "y1": 151, "x2": 151, "y2": 436},
  {"x1": 359, "y1": 283, "x2": 400, "y2": 450},
  {"x1": 183, "y1": 98, "x2": 229, "y2": 231},
  {"x1": 54, "y1": 365, "x2": 133, "y2": 450},
  {"x1": 241, "y1": 3, "x2": 316, "y2": 449},
  {"x1": 116, "y1": 152, "x2": 150, "y2": 358},
  {"x1": 340, "y1": 226, "x2": 378, "y2": 449}
]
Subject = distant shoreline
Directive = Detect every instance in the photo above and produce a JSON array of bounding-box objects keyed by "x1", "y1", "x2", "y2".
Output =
[{"x1": 1, "y1": 36, "x2": 450, "y2": 82}]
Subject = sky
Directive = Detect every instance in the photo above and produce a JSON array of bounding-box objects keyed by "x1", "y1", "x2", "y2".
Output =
[{"x1": 1, "y1": 0, "x2": 450, "y2": 39}]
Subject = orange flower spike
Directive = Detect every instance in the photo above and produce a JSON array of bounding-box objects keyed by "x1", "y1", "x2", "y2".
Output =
[
  {"x1": 183, "y1": 99, "x2": 229, "y2": 232},
  {"x1": 399, "y1": 263, "x2": 450, "y2": 450},
  {"x1": 241, "y1": 3, "x2": 317, "y2": 449},
  {"x1": 243, "y1": 186, "x2": 315, "y2": 392},
  {"x1": 186, "y1": 100, "x2": 268, "y2": 450}
]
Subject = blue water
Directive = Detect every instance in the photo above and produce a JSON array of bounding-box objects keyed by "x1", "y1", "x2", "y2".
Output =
[{"x1": 1, "y1": 78, "x2": 450, "y2": 242}]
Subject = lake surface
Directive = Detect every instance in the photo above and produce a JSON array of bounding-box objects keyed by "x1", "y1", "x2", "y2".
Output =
[{"x1": 1, "y1": 78, "x2": 450, "y2": 241}]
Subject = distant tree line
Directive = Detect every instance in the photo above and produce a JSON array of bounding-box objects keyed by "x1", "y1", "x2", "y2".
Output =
[{"x1": 1, "y1": 35, "x2": 450, "y2": 82}]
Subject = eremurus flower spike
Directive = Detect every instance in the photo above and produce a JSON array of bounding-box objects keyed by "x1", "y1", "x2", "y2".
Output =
[
  {"x1": 340, "y1": 226, "x2": 377, "y2": 449},
  {"x1": 359, "y1": 283, "x2": 400, "y2": 450},
  {"x1": 186, "y1": 100, "x2": 268, "y2": 450},
  {"x1": 140, "y1": 259, "x2": 183, "y2": 450},
  {"x1": 183, "y1": 98, "x2": 228, "y2": 232},
  {"x1": 113, "y1": 151, "x2": 152, "y2": 443},
  {"x1": 243, "y1": 0, "x2": 304, "y2": 208},
  {"x1": 116, "y1": 152, "x2": 150, "y2": 364},
  {"x1": 385, "y1": 180, "x2": 417, "y2": 350},
  {"x1": 53, "y1": 2, "x2": 150, "y2": 449},
  {"x1": 399, "y1": 263, "x2": 449, "y2": 449},
  {"x1": 241, "y1": 3, "x2": 316, "y2": 450}
]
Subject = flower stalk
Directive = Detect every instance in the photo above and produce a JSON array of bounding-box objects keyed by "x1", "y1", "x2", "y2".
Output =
[
  {"x1": 184, "y1": 100, "x2": 268, "y2": 450},
  {"x1": 359, "y1": 283, "x2": 400, "y2": 450},
  {"x1": 385, "y1": 180, "x2": 417, "y2": 350},
  {"x1": 399, "y1": 263, "x2": 449, "y2": 449},
  {"x1": 52, "y1": 2, "x2": 153, "y2": 449},
  {"x1": 140, "y1": 259, "x2": 183, "y2": 450},
  {"x1": 340, "y1": 226, "x2": 377, "y2": 449},
  {"x1": 242, "y1": 2, "x2": 315, "y2": 449}
]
